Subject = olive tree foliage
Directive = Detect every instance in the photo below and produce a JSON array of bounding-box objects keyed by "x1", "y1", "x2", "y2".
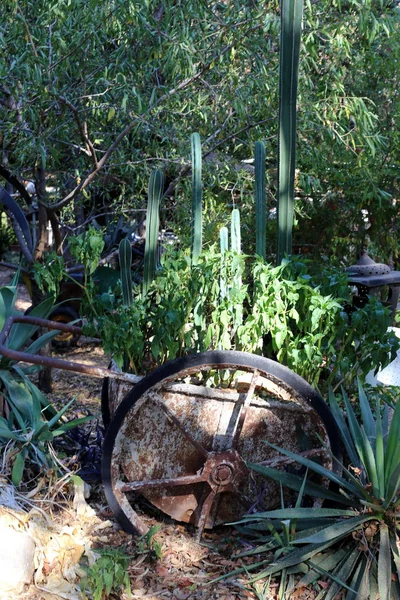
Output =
[{"x1": 0, "y1": 0, "x2": 399, "y2": 263}]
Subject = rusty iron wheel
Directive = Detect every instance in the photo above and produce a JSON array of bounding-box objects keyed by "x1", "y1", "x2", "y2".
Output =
[{"x1": 102, "y1": 351, "x2": 341, "y2": 539}]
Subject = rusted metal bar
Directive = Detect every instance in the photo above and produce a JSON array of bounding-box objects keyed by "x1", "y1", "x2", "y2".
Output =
[
  {"x1": 231, "y1": 369, "x2": 259, "y2": 448},
  {"x1": 0, "y1": 314, "x2": 142, "y2": 385},
  {"x1": 116, "y1": 473, "x2": 206, "y2": 492}
]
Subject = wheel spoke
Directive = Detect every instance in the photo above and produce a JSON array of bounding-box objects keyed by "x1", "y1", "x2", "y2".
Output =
[
  {"x1": 195, "y1": 487, "x2": 217, "y2": 541},
  {"x1": 150, "y1": 390, "x2": 209, "y2": 459},
  {"x1": 225, "y1": 369, "x2": 260, "y2": 449},
  {"x1": 116, "y1": 473, "x2": 207, "y2": 493}
]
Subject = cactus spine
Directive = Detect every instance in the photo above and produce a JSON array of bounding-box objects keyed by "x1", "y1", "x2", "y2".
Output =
[
  {"x1": 277, "y1": 0, "x2": 303, "y2": 264},
  {"x1": 119, "y1": 238, "x2": 133, "y2": 306},
  {"x1": 142, "y1": 169, "x2": 163, "y2": 298},
  {"x1": 255, "y1": 141, "x2": 266, "y2": 259},
  {"x1": 191, "y1": 132, "x2": 203, "y2": 264}
]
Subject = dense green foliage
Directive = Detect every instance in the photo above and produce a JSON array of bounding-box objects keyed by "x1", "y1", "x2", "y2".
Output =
[
  {"x1": 0, "y1": 0, "x2": 399, "y2": 262},
  {"x1": 79, "y1": 239, "x2": 398, "y2": 387}
]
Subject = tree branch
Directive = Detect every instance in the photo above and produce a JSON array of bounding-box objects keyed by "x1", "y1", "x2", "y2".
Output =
[
  {"x1": 0, "y1": 165, "x2": 33, "y2": 206},
  {"x1": 48, "y1": 22, "x2": 264, "y2": 213},
  {"x1": 54, "y1": 94, "x2": 98, "y2": 168}
]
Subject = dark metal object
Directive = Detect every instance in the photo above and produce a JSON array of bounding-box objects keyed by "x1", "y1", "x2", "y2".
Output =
[
  {"x1": 346, "y1": 252, "x2": 400, "y2": 323},
  {"x1": 0, "y1": 314, "x2": 141, "y2": 385},
  {"x1": 0, "y1": 316, "x2": 341, "y2": 539},
  {"x1": 102, "y1": 351, "x2": 342, "y2": 540}
]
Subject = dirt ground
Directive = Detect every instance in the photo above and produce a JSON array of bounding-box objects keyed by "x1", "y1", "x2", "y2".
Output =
[{"x1": 0, "y1": 266, "x2": 321, "y2": 600}]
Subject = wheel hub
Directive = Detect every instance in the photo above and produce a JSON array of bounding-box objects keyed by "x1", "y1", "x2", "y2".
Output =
[
  {"x1": 202, "y1": 449, "x2": 248, "y2": 492},
  {"x1": 211, "y1": 464, "x2": 233, "y2": 485}
]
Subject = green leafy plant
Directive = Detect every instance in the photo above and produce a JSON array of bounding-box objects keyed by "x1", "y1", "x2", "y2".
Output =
[
  {"x1": 85, "y1": 247, "x2": 398, "y2": 385},
  {"x1": 69, "y1": 226, "x2": 105, "y2": 278},
  {"x1": 230, "y1": 383, "x2": 400, "y2": 599},
  {"x1": 136, "y1": 524, "x2": 163, "y2": 561},
  {"x1": 80, "y1": 547, "x2": 132, "y2": 600},
  {"x1": 0, "y1": 276, "x2": 92, "y2": 484}
]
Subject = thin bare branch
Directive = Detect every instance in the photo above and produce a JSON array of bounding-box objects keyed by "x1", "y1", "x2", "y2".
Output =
[{"x1": 54, "y1": 94, "x2": 98, "y2": 168}]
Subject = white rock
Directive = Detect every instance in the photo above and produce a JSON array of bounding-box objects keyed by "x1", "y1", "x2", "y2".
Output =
[{"x1": 0, "y1": 522, "x2": 36, "y2": 593}]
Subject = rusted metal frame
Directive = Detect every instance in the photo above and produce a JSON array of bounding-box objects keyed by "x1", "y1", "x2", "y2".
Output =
[
  {"x1": 195, "y1": 488, "x2": 217, "y2": 541},
  {"x1": 116, "y1": 473, "x2": 207, "y2": 493},
  {"x1": 0, "y1": 314, "x2": 142, "y2": 385},
  {"x1": 149, "y1": 389, "x2": 210, "y2": 459},
  {"x1": 231, "y1": 369, "x2": 260, "y2": 449}
]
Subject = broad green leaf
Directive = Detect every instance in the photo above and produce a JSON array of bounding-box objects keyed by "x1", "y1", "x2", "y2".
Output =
[
  {"x1": 249, "y1": 537, "x2": 350, "y2": 582},
  {"x1": 341, "y1": 389, "x2": 371, "y2": 481},
  {"x1": 385, "y1": 400, "x2": 400, "y2": 485},
  {"x1": 248, "y1": 463, "x2": 359, "y2": 507},
  {"x1": 375, "y1": 399, "x2": 385, "y2": 499},
  {"x1": 0, "y1": 416, "x2": 20, "y2": 440},
  {"x1": 52, "y1": 415, "x2": 94, "y2": 435},
  {"x1": 378, "y1": 525, "x2": 391, "y2": 600},
  {"x1": 12, "y1": 449, "x2": 27, "y2": 486},
  {"x1": 240, "y1": 508, "x2": 357, "y2": 520},
  {"x1": 358, "y1": 426, "x2": 379, "y2": 497},
  {"x1": 322, "y1": 545, "x2": 360, "y2": 600},
  {"x1": 0, "y1": 286, "x2": 18, "y2": 330},
  {"x1": 357, "y1": 379, "x2": 376, "y2": 446},
  {"x1": 297, "y1": 548, "x2": 347, "y2": 587},
  {"x1": 0, "y1": 370, "x2": 33, "y2": 422},
  {"x1": 345, "y1": 555, "x2": 370, "y2": 600},
  {"x1": 328, "y1": 388, "x2": 359, "y2": 469},
  {"x1": 385, "y1": 461, "x2": 400, "y2": 507},
  {"x1": 390, "y1": 535, "x2": 400, "y2": 583},
  {"x1": 291, "y1": 515, "x2": 375, "y2": 545},
  {"x1": 258, "y1": 442, "x2": 364, "y2": 498},
  {"x1": 8, "y1": 296, "x2": 55, "y2": 350},
  {"x1": 24, "y1": 328, "x2": 60, "y2": 355}
]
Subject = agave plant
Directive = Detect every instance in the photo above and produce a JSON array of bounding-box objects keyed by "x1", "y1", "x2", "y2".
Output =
[
  {"x1": 228, "y1": 382, "x2": 400, "y2": 599},
  {"x1": 0, "y1": 274, "x2": 92, "y2": 485}
]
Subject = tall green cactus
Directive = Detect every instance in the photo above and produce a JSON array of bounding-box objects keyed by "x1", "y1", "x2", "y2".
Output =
[
  {"x1": 191, "y1": 132, "x2": 203, "y2": 264},
  {"x1": 219, "y1": 226, "x2": 228, "y2": 300},
  {"x1": 230, "y1": 208, "x2": 242, "y2": 294},
  {"x1": 255, "y1": 141, "x2": 266, "y2": 259},
  {"x1": 277, "y1": 0, "x2": 303, "y2": 265},
  {"x1": 231, "y1": 208, "x2": 241, "y2": 254},
  {"x1": 142, "y1": 169, "x2": 164, "y2": 298},
  {"x1": 119, "y1": 238, "x2": 133, "y2": 306}
]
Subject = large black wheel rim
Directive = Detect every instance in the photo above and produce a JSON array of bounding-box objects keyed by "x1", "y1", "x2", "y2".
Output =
[{"x1": 102, "y1": 350, "x2": 341, "y2": 538}]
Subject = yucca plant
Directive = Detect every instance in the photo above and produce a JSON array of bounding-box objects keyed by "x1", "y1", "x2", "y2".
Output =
[{"x1": 228, "y1": 382, "x2": 400, "y2": 599}]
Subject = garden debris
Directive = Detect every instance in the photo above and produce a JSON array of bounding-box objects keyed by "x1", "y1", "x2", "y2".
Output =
[{"x1": 0, "y1": 476, "x2": 112, "y2": 600}]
